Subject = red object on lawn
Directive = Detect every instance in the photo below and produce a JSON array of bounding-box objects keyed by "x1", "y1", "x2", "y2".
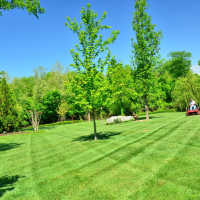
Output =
[{"x1": 186, "y1": 107, "x2": 200, "y2": 116}]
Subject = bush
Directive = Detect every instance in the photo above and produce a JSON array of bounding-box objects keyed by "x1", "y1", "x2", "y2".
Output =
[
  {"x1": 20, "y1": 120, "x2": 30, "y2": 127},
  {"x1": 38, "y1": 120, "x2": 83, "y2": 128},
  {"x1": 138, "y1": 109, "x2": 176, "y2": 115},
  {"x1": 114, "y1": 118, "x2": 123, "y2": 124},
  {"x1": 105, "y1": 122, "x2": 115, "y2": 125}
]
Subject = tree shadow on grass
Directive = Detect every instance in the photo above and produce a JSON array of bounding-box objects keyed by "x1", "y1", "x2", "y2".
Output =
[
  {"x1": 0, "y1": 143, "x2": 23, "y2": 152},
  {"x1": 22, "y1": 125, "x2": 55, "y2": 132},
  {"x1": 72, "y1": 131, "x2": 122, "y2": 142},
  {"x1": 38, "y1": 126, "x2": 56, "y2": 131},
  {"x1": 0, "y1": 175, "x2": 25, "y2": 198}
]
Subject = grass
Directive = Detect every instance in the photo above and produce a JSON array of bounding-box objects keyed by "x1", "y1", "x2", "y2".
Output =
[{"x1": 1, "y1": 112, "x2": 200, "y2": 199}]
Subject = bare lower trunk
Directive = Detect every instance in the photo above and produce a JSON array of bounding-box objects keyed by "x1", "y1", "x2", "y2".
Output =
[
  {"x1": 93, "y1": 108, "x2": 97, "y2": 140},
  {"x1": 88, "y1": 110, "x2": 90, "y2": 121},
  {"x1": 139, "y1": 96, "x2": 144, "y2": 112},
  {"x1": 144, "y1": 96, "x2": 149, "y2": 120},
  {"x1": 27, "y1": 110, "x2": 42, "y2": 131}
]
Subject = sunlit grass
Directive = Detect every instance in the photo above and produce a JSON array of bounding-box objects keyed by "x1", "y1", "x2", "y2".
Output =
[{"x1": 1, "y1": 112, "x2": 200, "y2": 199}]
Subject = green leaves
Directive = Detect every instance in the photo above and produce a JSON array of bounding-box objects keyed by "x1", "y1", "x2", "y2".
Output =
[
  {"x1": 65, "y1": 4, "x2": 120, "y2": 108},
  {"x1": 172, "y1": 71, "x2": 200, "y2": 111},
  {"x1": 165, "y1": 51, "x2": 192, "y2": 79},
  {"x1": 131, "y1": 0, "x2": 162, "y2": 119},
  {"x1": 65, "y1": 4, "x2": 119, "y2": 139},
  {"x1": 65, "y1": 5, "x2": 120, "y2": 74},
  {"x1": 0, "y1": 0, "x2": 45, "y2": 18},
  {"x1": 0, "y1": 77, "x2": 21, "y2": 132}
]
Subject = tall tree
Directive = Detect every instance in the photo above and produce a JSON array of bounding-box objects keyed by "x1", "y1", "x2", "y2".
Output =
[
  {"x1": 172, "y1": 71, "x2": 200, "y2": 111},
  {"x1": 0, "y1": 77, "x2": 20, "y2": 132},
  {"x1": 164, "y1": 51, "x2": 192, "y2": 79},
  {"x1": 65, "y1": 4, "x2": 120, "y2": 140},
  {"x1": 0, "y1": 0, "x2": 45, "y2": 18},
  {"x1": 131, "y1": 0, "x2": 162, "y2": 119}
]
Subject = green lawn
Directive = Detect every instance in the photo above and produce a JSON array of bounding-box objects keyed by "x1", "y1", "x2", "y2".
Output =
[{"x1": 1, "y1": 112, "x2": 200, "y2": 199}]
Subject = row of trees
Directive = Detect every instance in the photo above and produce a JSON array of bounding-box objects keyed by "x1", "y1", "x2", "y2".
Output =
[
  {"x1": 0, "y1": 52, "x2": 199, "y2": 133},
  {"x1": 1, "y1": 0, "x2": 200, "y2": 140}
]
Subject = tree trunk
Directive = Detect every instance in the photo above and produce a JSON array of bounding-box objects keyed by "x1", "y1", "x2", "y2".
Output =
[
  {"x1": 139, "y1": 96, "x2": 144, "y2": 112},
  {"x1": 92, "y1": 108, "x2": 97, "y2": 140},
  {"x1": 88, "y1": 110, "x2": 90, "y2": 121},
  {"x1": 144, "y1": 96, "x2": 149, "y2": 120},
  {"x1": 121, "y1": 107, "x2": 124, "y2": 116}
]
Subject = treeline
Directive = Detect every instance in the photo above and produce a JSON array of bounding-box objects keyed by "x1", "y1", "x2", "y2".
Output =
[{"x1": 0, "y1": 51, "x2": 199, "y2": 133}]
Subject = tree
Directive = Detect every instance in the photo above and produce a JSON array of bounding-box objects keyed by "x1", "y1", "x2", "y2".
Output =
[
  {"x1": 0, "y1": 0, "x2": 45, "y2": 18},
  {"x1": 0, "y1": 77, "x2": 21, "y2": 132},
  {"x1": 33, "y1": 66, "x2": 48, "y2": 105},
  {"x1": 11, "y1": 76, "x2": 36, "y2": 127},
  {"x1": 56, "y1": 99, "x2": 71, "y2": 121},
  {"x1": 64, "y1": 71, "x2": 88, "y2": 120},
  {"x1": 42, "y1": 90, "x2": 61, "y2": 124},
  {"x1": 45, "y1": 61, "x2": 69, "y2": 96},
  {"x1": 131, "y1": 0, "x2": 162, "y2": 119},
  {"x1": 0, "y1": 71, "x2": 5, "y2": 81},
  {"x1": 154, "y1": 59, "x2": 174, "y2": 106},
  {"x1": 106, "y1": 59, "x2": 137, "y2": 115},
  {"x1": 27, "y1": 110, "x2": 42, "y2": 131},
  {"x1": 164, "y1": 51, "x2": 192, "y2": 79},
  {"x1": 172, "y1": 71, "x2": 200, "y2": 111},
  {"x1": 65, "y1": 4, "x2": 120, "y2": 140}
]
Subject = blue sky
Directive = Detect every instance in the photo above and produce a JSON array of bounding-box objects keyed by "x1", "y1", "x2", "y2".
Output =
[{"x1": 0, "y1": 0, "x2": 199, "y2": 79}]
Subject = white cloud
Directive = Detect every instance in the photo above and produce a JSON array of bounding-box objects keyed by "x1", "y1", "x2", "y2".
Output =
[{"x1": 191, "y1": 65, "x2": 200, "y2": 75}]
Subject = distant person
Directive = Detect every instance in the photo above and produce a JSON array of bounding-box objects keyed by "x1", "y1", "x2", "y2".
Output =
[{"x1": 189, "y1": 98, "x2": 196, "y2": 110}]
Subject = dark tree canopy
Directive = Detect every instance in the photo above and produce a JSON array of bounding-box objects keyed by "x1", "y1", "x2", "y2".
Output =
[
  {"x1": 0, "y1": 77, "x2": 20, "y2": 132},
  {"x1": 165, "y1": 51, "x2": 192, "y2": 78},
  {"x1": 0, "y1": 0, "x2": 45, "y2": 18}
]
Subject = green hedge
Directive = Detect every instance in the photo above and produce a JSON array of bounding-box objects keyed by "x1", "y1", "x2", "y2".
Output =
[
  {"x1": 138, "y1": 109, "x2": 176, "y2": 116},
  {"x1": 39, "y1": 120, "x2": 83, "y2": 128}
]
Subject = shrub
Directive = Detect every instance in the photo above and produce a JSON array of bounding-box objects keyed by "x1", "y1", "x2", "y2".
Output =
[
  {"x1": 20, "y1": 120, "x2": 30, "y2": 127},
  {"x1": 38, "y1": 120, "x2": 83, "y2": 128},
  {"x1": 138, "y1": 109, "x2": 176, "y2": 115},
  {"x1": 105, "y1": 122, "x2": 115, "y2": 125},
  {"x1": 114, "y1": 118, "x2": 123, "y2": 124}
]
